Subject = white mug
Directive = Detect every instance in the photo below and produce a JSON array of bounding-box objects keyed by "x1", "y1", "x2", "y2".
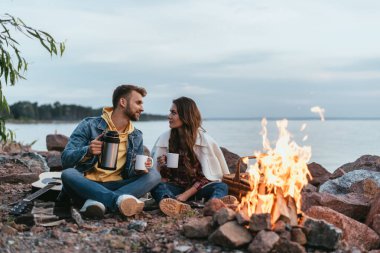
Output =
[
  {"x1": 166, "y1": 153, "x2": 179, "y2": 168},
  {"x1": 135, "y1": 155, "x2": 153, "y2": 171}
]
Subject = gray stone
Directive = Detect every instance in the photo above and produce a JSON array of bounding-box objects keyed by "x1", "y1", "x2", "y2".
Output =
[
  {"x1": 0, "y1": 152, "x2": 49, "y2": 184},
  {"x1": 213, "y1": 207, "x2": 236, "y2": 226},
  {"x1": 203, "y1": 198, "x2": 226, "y2": 216},
  {"x1": 208, "y1": 221, "x2": 252, "y2": 248},
  {"x1": 249, "y1": 213, "x2": 271, "y2": 232},
  {"x1": 127, "y1": 220, "x2": 147, "y2": 232},
  {"x1": 45, "y1": 151, "x2": 63, "y2": 171},
  {"x1": 248, "y1": 230, "x2": 279, "y2": 253},
  {"x1": 270, "y1": 239, "x2": 306, "y2": 253},
  {"x1": 319, "y1": 170, "x2": 380, "y2": 195},
  {"x1": 182, "y1": 217, "x2": 213, "y2": 239},
  {"x1": 302, "y1": 183, "x2": 317, "y2": 193},
  {"x1": 173, "y1": 245, "x2": 192, "y2": 253},
  {"x1": 302, "y1": 217, "x2": 342, "y2": 250},
  {"x1": 272, "y1": 220, "x2": 287, "y2": 233},
  {"x1": 291, "y1": 228, "x2": 307, "y2": 245},
  {"x1": 236, "y1": 211, "x2": 250, "y2": 226},
  {"x1": 46, "y1": 134, "x2": 69, "y2": 152}
]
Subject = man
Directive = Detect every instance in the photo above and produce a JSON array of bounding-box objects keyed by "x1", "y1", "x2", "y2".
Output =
[{"x1": 59, "y1": 84, "x2": 161, "y2": 218}]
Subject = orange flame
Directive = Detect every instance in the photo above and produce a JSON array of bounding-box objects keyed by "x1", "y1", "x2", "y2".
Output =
[{"x1": 238, "y1": 118, "x2": 312, "y2": 224}]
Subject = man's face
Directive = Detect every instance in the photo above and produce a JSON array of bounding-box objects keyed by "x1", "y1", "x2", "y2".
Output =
[{"x1": 124, "y1": 90, "x2": 144, "y2": 121}]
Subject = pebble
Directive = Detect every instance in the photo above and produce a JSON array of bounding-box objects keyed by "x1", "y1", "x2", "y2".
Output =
[
  {"x1": 128, "y1": 219, "x2": 148, "y2": 232},
  {"x1": 173, "y1": 245, "x2": 193, "y2": 253}
]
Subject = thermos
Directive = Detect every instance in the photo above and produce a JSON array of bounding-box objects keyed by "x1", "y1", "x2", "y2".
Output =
[{"x1": 98, "y1": 130, "x2": 120, "y2": 170}]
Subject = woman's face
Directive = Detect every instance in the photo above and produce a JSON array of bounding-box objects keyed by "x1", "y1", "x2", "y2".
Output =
[{"x1": 168, "y1": 104, "x2": 183, "y2": 129}]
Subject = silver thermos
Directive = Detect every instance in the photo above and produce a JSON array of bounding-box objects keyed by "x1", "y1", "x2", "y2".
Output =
[{"x1": 98, "y1": 130, "x2": 120, "y2": 170}]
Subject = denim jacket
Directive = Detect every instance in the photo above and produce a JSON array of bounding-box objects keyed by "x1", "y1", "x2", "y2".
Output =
[{"x1": 61, "y1": 116, "x2": 144, "y2": 179}]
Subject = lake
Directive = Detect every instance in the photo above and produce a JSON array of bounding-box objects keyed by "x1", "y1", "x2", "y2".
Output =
[{"x1": 7, "y1": 119, "x2": 380, "y2": 172}]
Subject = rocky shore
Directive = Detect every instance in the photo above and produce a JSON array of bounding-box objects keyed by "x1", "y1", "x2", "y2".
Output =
[{"x1": 1, "y1": 134, "x2": 380, "y2": 252}]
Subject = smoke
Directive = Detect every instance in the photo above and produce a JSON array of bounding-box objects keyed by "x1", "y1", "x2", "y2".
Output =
[{"x1": 310, "y1": 106, "x2": 325, "y2": 121}]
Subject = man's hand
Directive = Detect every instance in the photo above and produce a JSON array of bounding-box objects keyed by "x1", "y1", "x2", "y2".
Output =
[{"x1": 87, "y1": 134, "x2": 103, "y2": 156}]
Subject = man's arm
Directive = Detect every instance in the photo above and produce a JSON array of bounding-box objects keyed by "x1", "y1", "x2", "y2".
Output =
[{"x1": 61, "y1": 120, "x2": 93, "y2": 169}]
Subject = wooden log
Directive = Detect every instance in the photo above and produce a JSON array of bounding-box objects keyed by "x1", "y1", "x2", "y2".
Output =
[
  {"x1": 271, "y1": 189, "x2": 290, "y2": 224},
  {"x1": 256, "y1": 194, "x2": 274, "y2": 214},
  {"x1": 286, "y1": 196, "x2": 298, "y2": 226}
]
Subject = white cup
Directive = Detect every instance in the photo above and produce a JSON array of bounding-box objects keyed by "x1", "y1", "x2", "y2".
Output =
[
  {"x1": 135, "y1": 155, "x2": 153, "y2": 171},
  {"x1": 166, "y1": 153, "x2": 179, "y2": 168}
]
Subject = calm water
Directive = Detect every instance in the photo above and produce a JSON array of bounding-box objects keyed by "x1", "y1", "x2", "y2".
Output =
[{"x1": 7, "y1": 119, "x2": 380, "y2": 172}]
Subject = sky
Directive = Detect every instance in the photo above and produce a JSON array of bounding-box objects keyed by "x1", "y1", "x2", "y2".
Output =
[{"x1": 2, "y1": 0, "x2": 380, "y2": 119}]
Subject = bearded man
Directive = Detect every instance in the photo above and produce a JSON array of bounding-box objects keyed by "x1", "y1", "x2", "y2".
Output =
[{"x1": 59, "y1": 84, "x2": 161, "y2": 218}]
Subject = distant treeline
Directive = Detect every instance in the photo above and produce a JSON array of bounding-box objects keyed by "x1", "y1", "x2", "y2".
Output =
[{"x1": 2, "y1": 101, "x2": 166, "y2": 121}]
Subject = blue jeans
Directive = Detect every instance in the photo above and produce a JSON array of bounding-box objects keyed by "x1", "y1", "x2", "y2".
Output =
[
  {"x1": 151, "y1": 182, "x2": 228, "y2": 203},
  {"x1": 59, "y1": 168, "x2": 161, "y2": 212}
]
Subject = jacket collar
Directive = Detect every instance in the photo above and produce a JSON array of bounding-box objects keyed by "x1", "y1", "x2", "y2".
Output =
[
  {"x1": 96, "y1": 117, "x2": 139, "y2": 137},
  {"x1": 156, "y1": 129, "x2": 207, "y2": 148}
]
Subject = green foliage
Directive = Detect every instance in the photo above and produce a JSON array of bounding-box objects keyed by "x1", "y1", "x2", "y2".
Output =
[
  {"x1": 0, "y1": 13, "x2": 65, "y2": 141},
  {"x1": 2, "y1": 100, "x2": 166, "y2": 122}
]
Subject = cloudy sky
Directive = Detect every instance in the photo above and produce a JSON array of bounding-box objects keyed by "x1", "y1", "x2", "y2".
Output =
[{"x1": 2, "y1": 0, "x2": 380, "y2": 118}]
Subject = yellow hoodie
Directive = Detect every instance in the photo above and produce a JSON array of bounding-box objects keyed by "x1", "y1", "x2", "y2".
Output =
[{"x1": 85, "y1": 107, "x2": 134, "y2": 182}]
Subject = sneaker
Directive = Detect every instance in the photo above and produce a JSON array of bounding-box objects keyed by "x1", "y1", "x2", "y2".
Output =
[
  {"x1": 117, "y1": 195, "x2": 144, "y2": 217},
  {"x1": 79, "y1": 199, "x2": 105, "y2": 219},
  {"x1": 159, "y1": 198, "x2": 191, "y2": 217},
  {"x1": 220, "y1": 195, "x2": 239, "y2": 205}
]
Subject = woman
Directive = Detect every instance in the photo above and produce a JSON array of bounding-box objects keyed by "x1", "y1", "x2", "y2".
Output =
[{"x1": 151, "y1": 97, "x2": 237, "y2": 217}]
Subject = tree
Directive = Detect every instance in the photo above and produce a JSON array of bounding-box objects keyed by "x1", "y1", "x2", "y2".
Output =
[{"x1": 0, "y1": 13, "x2": 65, "y2": 141}]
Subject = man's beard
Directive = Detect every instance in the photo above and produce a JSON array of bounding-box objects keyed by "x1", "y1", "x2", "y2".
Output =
[{"x1": 125, "y1": 106, "x2": 140, "y2": 121}]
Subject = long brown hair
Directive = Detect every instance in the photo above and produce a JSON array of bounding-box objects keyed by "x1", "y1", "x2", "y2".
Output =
[{"x1": 169, "y1": 97, "x2": 202, "y2": 180}]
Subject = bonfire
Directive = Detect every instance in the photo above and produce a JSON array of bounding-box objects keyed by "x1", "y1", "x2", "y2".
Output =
[{"x1": 238, "y1": 118, "x2": 312, "y2": 226}]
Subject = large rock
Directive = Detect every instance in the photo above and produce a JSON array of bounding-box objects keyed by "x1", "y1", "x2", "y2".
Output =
[
  {"x1": 38, "y1": 151, "x2": 63, "y2": 171},
  {"x1": 220, "y1": 147, "x2": 246, "y2": 173},
  {"x1": 0, "y1": 142, "x2": 31, "y2": 154},
  {"x1": 0, "y1": 152, "x2": 49, "y2": 184},
  {"x1": 208, "y1": 221, "x2": 252, "y2": 248},
  {"x1": 46, "y1": 134, "x2": 69, "y2": 152},
  {"x1": 366, "y1": 192, "x2": 380, "y2": 230},
  {"x1": 182, "y1": 216, "x2": 213, "y2": 239},
  {"x1": 203, "y1": 198, "x2": 226, "y2": 216},
  {"x1": 302, "y1": 192, "x2": 371, "y2": 222},
  {"x1": 306, "y1": 206, "x2": 380, "y2": 250},
  {"x1": 349, "y1": 178, "x2": 380, "y2": 200},
  {"x1": 307, "y1": 162, "x2": 331, "y2": 187},
  {"x1": 213, "y1": 207, "x2": 236, "y2": 226},
  {"x1": 248, "y1": 230, "x2": 280, "y2": 253},
  {"x1": 331, "y1": 155, "x2": 380, "y2": 179},
  {"x1": 270, "y1": 239, "x2": 306, "y2": 253},
  {"x1": 319, "y1": 170, "x2": 380, "y2": 195},
  {"x1": 301, "y1": 216, "x2": 342, "y2": 250}
]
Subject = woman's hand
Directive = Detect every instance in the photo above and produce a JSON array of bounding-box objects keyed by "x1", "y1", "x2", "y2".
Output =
[
  {"x1": 176, "y1": 193, "x2": 190, "y2": 202},
  {"x1": 176, "y1": 187, "x2": 197, "y2": 202}
]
